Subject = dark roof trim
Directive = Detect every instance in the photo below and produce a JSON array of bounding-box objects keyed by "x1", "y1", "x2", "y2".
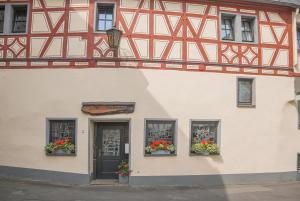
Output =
[{"x1": 246, "y1": 0, "x2": 300, "y2": 8}]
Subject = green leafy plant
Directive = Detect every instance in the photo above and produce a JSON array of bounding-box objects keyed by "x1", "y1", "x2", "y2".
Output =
[
  {"x1": 45, "y1": 137, "x2": 75, "y2": 154},
  {"x1": 191, "y1": 140, "x2": 219, "y2": 155},
  {"x1": 116, "y1": 161, "x2": 130, "y2": 176}
]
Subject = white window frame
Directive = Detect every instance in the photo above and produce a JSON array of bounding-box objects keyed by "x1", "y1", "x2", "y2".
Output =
[
  {"x1": 0, "y1": 3, "x2": 29, "y2": 35},
  {"x1": 220, "y1": 12, "x2": 258, "y2": 44},
  {"x1": 94, "y1": 1, "x2": 116, "y2": 33}
]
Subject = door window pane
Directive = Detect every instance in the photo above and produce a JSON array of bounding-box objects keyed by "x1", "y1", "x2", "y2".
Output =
[
  {"x1": 238, "y1": 78, "x2": 254, "y2": 105},
  {"x1": 102, "y1": 129, "x2": 120, "y2": 157},
  {"x1": 12, "y1": 5, "x2": 27, "y2": 33}
]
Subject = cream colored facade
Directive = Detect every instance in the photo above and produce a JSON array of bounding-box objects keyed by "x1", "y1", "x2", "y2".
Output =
[{"x1": 0, "y1": 69, "x2": 299, "y2": 179}]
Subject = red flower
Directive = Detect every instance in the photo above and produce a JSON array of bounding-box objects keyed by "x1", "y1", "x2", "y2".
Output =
[{"x1": 201, "y1": 140, "x2": 207, "y2": 145}]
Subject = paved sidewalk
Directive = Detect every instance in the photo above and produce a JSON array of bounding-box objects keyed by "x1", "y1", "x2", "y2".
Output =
[{"x1": 0, "y1": 179, "x2": 300, "y2": 201}]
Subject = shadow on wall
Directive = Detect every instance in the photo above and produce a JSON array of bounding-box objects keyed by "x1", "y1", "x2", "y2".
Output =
[{"x1": 78, "y1": 68, "x2": 229, "y2": 199}]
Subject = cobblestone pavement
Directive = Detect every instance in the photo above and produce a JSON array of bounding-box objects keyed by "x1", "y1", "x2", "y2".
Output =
[{"x1": 0, "y1": 179, "x2": 300, "y2": 201}]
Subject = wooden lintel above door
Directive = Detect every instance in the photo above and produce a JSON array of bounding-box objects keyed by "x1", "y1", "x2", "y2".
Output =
[{"x1": 81, "y1": 102, "x2": 135, "y2": 116}]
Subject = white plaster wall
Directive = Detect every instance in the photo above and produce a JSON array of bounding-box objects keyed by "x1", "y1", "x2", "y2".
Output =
[{"x1": 0, "y1": 68, "x2": 299, "y2": 176}]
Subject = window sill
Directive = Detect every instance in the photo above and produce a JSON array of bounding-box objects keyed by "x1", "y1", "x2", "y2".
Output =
[
  {"x1": 46, "y1": 152, "x2": 76, "y2": 156},
  {"x1": 144, "y1": 154, "x2": 177, "y2": 157},
  {"x1": 190, "y1": 153, "x2": 220, "y2": 156},
  {"x1": 221, "y1": 39, "x2": 258, "y2": 45},
  {"x1": 237, "y1": 104, "x2": 256, "y2": 108},
  {"x1": 0, "y1": 32, "x2": 27, "y2": 36}
]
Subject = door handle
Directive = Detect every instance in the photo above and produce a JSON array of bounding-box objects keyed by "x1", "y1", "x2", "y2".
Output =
[{"x1": 98, "y1": 149, "x2": 102, "y2": 157}]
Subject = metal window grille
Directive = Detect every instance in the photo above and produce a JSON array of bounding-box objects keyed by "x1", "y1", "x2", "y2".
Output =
[
  {"x1": 12, "y1": 6, "x2": 27, "y2": 33},
  {"x1": 242, "y1": 18, "x2": 254, "y2": 42},
  {"x1": 96, "y1": 4, "x2": 114, "y2": 31},
  {"x1": 49, "y1": 120, "x2": 76, "y2": 144},
  {"x1": 191, "y1": 121, "x2": 219, "y2": 145},
  {"x1": 145, "y1": 120, "x2": 176, "y2": 146},
  {"x1": 221, "y1": 17, "x2": 235, "y2": 41}
]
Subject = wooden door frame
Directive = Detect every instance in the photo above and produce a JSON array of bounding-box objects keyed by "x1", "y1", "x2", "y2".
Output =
[{"x1": 88, "y1": 119, "x2": 131, "y2": 181}]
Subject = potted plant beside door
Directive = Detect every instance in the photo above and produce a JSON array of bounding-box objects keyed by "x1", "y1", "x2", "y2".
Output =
[{"x1": 117, "y1": 161, "x2": 130, "y2": 184}]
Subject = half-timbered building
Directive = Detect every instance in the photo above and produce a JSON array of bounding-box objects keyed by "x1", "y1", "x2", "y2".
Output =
[{"x1": 0, "y1": 0, "x2": 300, "y2": 186}]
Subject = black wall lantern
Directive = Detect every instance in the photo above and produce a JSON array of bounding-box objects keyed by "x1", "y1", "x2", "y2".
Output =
[{"x1": 106, "y1": 26, "x2": 123, "y2": 57}]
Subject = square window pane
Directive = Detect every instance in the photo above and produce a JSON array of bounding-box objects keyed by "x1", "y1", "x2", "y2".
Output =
[
  {"x1": 106, "y1": 14, "x2": 113, "y2": 20},
  {"x1": 106, "y1": 20, "x2": 113, "y2": 30},
  {"x1": 99, "y1": 13, "x2": 106, "y2": 20},
  {"x1": 98, "y1": 20, "x2": 105, "y2": 31},
  {"x1": 238, "y1": 79, "x2": 253, "y2": 104}
]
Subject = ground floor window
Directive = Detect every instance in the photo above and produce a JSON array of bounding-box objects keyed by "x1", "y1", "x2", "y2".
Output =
[
  {"x1": 190, "y1": 121, "x2": 220, "y2": 155},
  {"x1": 45, "y1": 119, "x2": 76, "y2": 156},
  {"x1": 144, "y1": 119, "x2": 176, "y2": 156}
]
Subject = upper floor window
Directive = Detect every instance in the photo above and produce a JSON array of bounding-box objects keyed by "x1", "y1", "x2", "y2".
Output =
[
  {"x1": 0, "y1": 6, "x2": 4, "y2": 33},
  {"x1": 0, "y1": 4, "x2": 28, "y2": 34},
  {"x1": 12, "y1": 5, "x2": 27, "y2": 33},
  {"x1": 241, "y1": 17, "x2": 254, "y2": 42},
  {"x1": 297, "y1": 27, "x2": 300, "y2": 50},
  {"x1": 221, "y1": 16, "x2": 235, "y2": 41},
  {"x1": 221, "y1": 13, "x2": 257, "y2": 43},
  {"x1": 96, "y1": 3, "x2": 114, "y2": 31}
]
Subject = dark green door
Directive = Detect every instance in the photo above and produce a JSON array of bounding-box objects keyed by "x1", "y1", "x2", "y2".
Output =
[{"x1": 96, "y1": 123, "x2": 128, "y2": 179}]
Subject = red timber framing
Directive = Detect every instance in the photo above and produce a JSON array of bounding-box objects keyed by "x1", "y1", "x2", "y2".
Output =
[{"x1": 0, "y1": 0, "x2": 297, "y2": 77}]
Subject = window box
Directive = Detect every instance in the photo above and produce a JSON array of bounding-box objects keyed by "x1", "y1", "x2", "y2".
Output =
[
  {"x1": 144, "y1": 120, "x2": 177, "y2": 156},
  {"x1": 45, "y1": 119, "x2": 77, "y2": 156},
  {"x1": 190, "y1": 121, "x2": 220, "y2": 156}
]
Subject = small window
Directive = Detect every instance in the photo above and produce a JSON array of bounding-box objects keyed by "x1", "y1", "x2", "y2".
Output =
[
  {"x1": 0, "y1": 6, "x2": 4, "y2": 33},
  {"x1": 297, "y1": 154, "x2": 300, "y2": 172},
  {"x1": 144, "y1": 120, "x2": 176, "y2": 156},
  {"x1": 46, "y1": 119, "x2": 76, "y2": 155},
  {"x1": 237, "y1": 78, "x2": 255, "y2": 107},
  {"x1": 297, "y1": 27, "x2": 300, "y2": 50},
  {"x1": 12, "y1": 5, "x2": 27, "y2": 33},
  {"x1": 242, "y1": 18, "x2": 254, "y2": 42},
  {"x1": 190, "y1": 121, "x2": 220, "y2": 155},
  {"x1": 221, "y1": 16, "x2": 235, "y2": 41},
  {"x1": 96, "y1": 4, "x2": 114, "y2": 31}
]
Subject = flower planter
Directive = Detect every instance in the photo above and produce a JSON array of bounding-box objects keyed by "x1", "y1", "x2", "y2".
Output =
[
  {"x1": 151, "y1": 150, "x2": 171, "y2": 155},
  {"x1": 119, "y1": 175, "x2": 129, "y2": 184},
  {"x1": 54, "y1": 150, "x2": 71, "y2": 154}
]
